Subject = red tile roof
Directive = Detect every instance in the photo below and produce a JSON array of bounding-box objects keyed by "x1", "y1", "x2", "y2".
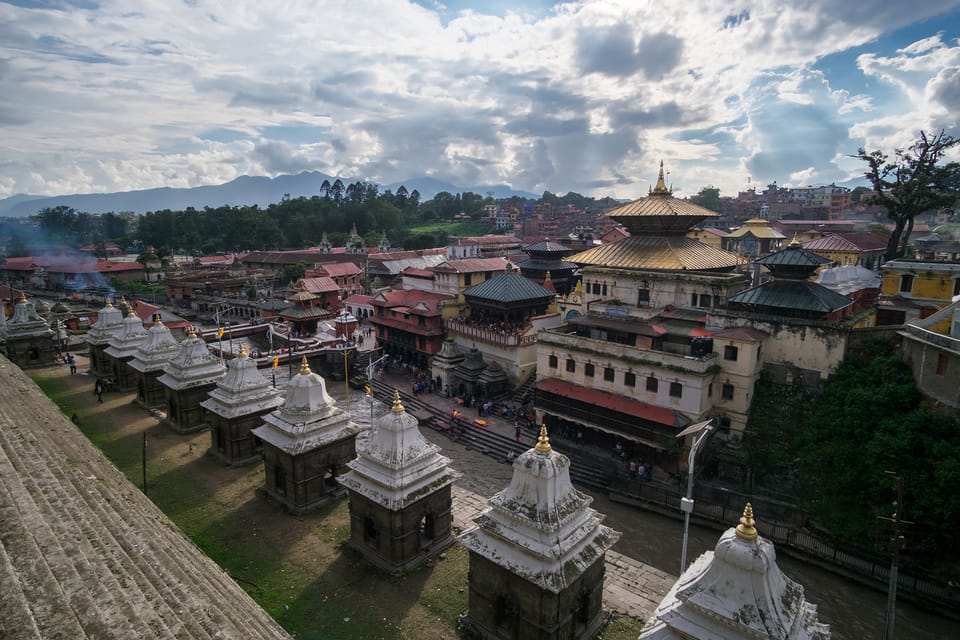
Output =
[
  {"x1": 2, "y1": 255, "x2": 143, "y2": 273},
  {"x1": 433, "y1": 257, "x2": 510, "y2": 273},
  {"x1": 317, "y1": 262, "x2": 362, "y2": 277},
  {"x1": 536, "y1": 378, "x2": 683, "y2": 428},
  {"x1": 299, "y1": 277, "x2": 339, "y2": 294}
]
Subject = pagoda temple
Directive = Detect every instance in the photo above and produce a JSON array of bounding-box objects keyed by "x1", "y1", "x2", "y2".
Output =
[
  {"x1": 1, "y1": 293, "x2": 56, "y2": 368},
  {"x1": 252, "y1": 357, "x2": 364, "y2": 513},
  {"x1": 340, "y1": 390, "x2": 459, "y2": 572},
  {"x1": 128, "y1": 316, "x2": 181, "y2": 410},
  {"x1": 102, "y1": 310, "x2": 149, "y2": 391},
  {"x1": 85, "y1": 299, "x2": 124, "y2": 378},
  {"x1": 639, "y1": 504, "x2": 830, "y2": 640},
  {"x1": 201, "y1": 348, "x2": 283, "y2": 466},
  {"x1": 460, "y1": 426, "x2": 620, "y2": 640},
  {"x1": 518, "y1": 239, "x2": 579, "y2": 295},
  {"x1": 156, "y1": 327, "x2": 226, "y2": 433}
]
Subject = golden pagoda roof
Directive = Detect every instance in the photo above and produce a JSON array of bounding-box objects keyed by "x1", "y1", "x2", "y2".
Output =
[
  {"x1": 726, "y1": 218, "x2": 786, "y2": 240},
  {"x1": 604, "y1": 162, "x2": 718, "y2": 235},
  {"x1": 569, "y1": 235, "x2": 744, "y2": 271}
]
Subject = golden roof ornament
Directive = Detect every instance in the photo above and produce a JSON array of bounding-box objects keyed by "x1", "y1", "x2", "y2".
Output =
[
  {"x1": 299, "y1": 356, "x2": 311, "y2": 375},
  {"x1": 735, "y1": 503, "x2": 758, "y2": 541},
  {"x1": 104, "y1": 300, "x2": 113, "y2": 307},
  {"x1": 186, "y1": 325, "x2": 197, "y2": 338},
  {"x1": 16, "y1": 292, "x2": 27, "y2": 303},
  {"x1": 535, "y1": 424, "x2": 552, "y2": 453},
  {"x1": 649, "y1": 160, "x2": 673, "y2": 196},
  {"x1": 789, "y1": 234, "x2": 802, "y2": 247},
  {"x1": 391, "y1": 390, "x2": 405, "y2": 413}
]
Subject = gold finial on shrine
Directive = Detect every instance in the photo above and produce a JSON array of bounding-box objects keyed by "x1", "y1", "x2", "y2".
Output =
[
  {"x1": 735, "y1": 503, "x2": 758, "y2": 541},
  {"x1": 650, "y1": 160, "x2": 672, "y2": 196},
  {"x1": 16, "y1": 292, "x2": 27, "y2": 303},
  {"x1": 187, "y1": 325, "x2": 197, "y2": 338},
  {"x1": 104, "y1": 299, "x2": 113, "y2": 307},
  {"x1": 535, "y1": 424, "x2": 552, "y2": 453},
  {"x1": 391, "y1": 390, "x2": 405, "y2": 413},
  {"x1": 299, "y1": 356, "x2": 311, "y2": 374},
  {"x1": 789, "y1": 233, "x2": 802, "y2": 247}
]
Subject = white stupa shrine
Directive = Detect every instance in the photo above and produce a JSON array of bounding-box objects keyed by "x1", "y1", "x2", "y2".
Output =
[
  {"x1": 459, "y1": 426, "x2": 620, "y2": 640},
  {"x1": 340, "y1": 390, "x2": 459, "y2": 572},
  {"x1": 102, "y1": 309, "x2": 149, "y2": 391},
  {"x1": 252, "y1": 357, "x2": 364, "y2": 513},
  {"x1": 156, "y1": 327, "x2": 226, "y2": 433},
  {"x1": 201, "y1": 347, "x2": 284, "y2": 466},
  {"x1": 85, "y1": 299, "x2": 124, "y2": 378},
  {"x1": 128, "y1": 316, "x2": 180, "y2": 410},
  {"x1": 639, "y1": 503, "x2": 831, "y2": 640},
  {"x1": 1, "y1": 293, "x2": 56, "y2": 368}
]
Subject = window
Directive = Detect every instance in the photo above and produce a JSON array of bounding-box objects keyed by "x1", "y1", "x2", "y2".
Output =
[
  {"x1": 584, "y1": 363, "x2": 595, "y2": 377},
  {"x1": 591, "y1": 282, "x2": 601, "y2": 294},
  {"x1": 708, "y1": 382, "x2": 713, "y2": 397},
  {"x1": 954, "y1": 279, "x2": 960, "y2": 297},
  {"x1": 724, "y1": 345, "x2": 739, "y2": 361},
  {"x1": 602, "y1": 283, "x2": 608, "y2": 295},
  {"x1": 936, "y1": 353, "x2": 948, "y2": 376},
  {"x1": 719, "y1": 416, "x2": 732, "y2": 433},
  {"x1": 274, "y1": 465, "x2": 286, "y2": 495},
  {"x1": 646, "y1": 376, "x2": 658, "y2": 392},
  {"x1": 669, "y1": 381, "x2": 683, "y2": 398},
  {"x1": 548, "y1": 354, "x2": 558, "y2": 369},
  {"x1": 899, "y1": 274, "x2": 914, "y2": 293},
  {"x1": 637, "y1": 288, "x2": 650, "y2": 307},
  {"x1": 464, "y1": 274, "x2": 472, "y2": 286},
  {"x1": 364, "y1": 516, "x2": 378, "y2": 542},
  {"x1": 722, "y1": 383, "x2": 735, "y2": 400},
  {"x1": 566, "y1": 358, "x2": 576, "y2": 373},
  {"x1": 604, "y1": 367, "x2": 615, "y2": 382},
  {"x1": 624, "y1": 372, "x2": 636, "y2": 387}
]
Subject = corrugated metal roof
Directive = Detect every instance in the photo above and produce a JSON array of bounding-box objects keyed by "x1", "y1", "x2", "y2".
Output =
[
  {"x1": 463, "y1": 268, "x2": 555, "y2": 303},
  {"x1": 569, "y1": 236, "x2": 743, "y2": 271},
  {"x1": 727, "y1": 280, "x2": 853, "y2": 313},
  {"x1": 432, "y1": 257, "x2": 509, "y2": 273},
  {"x1": 605, "y1": 194, "x2": 719, "y2": 219},
  {"x1": 522, "y1": 240, "x2": 574, "y2": 254},
  {"x1": 802, "y1": 235, "x2": 862, "y2": 252},
  {"x1": 755, "y1": 244, "x2": 832, "y2": 268}
]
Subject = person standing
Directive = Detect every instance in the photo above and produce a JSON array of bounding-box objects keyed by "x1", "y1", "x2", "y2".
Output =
[
  {"x1": 67, "y1": 353, "x2": 76, "y2": 375},
  {"x1": 514, "y1": 421, "x2": 522, "y2": 442},
  {"x1": 95, "y1": 380, "x2": 103, "y2": 403}
]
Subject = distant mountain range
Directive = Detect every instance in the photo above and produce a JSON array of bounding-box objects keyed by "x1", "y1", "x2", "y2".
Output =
[{"x1": 0, "y1": 172, "x2": 539, "y2": 217}]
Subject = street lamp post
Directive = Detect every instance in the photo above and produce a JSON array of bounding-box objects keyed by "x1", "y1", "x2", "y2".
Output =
[{"x1": 677, "y1": 419, "x2": 714, "y2": 574}]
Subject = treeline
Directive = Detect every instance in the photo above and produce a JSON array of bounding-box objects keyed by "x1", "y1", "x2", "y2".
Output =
[{"x1": 744, "y1": 341, "x2": 960, "y2": 573}]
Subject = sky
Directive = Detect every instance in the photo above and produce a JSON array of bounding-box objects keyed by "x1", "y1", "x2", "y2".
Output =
[{"x1": 1, "y1": 0, "x2": 959, "y2": 202}]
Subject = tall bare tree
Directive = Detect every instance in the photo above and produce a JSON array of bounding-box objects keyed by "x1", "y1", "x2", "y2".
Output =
[{"x1": 855, "y1": 130, "x2": 960, "y2": 261}]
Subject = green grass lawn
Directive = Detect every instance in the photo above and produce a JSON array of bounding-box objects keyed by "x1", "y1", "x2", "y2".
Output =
[{"x1": 406, "y1": 220, "x2": 492, "y2": 236}]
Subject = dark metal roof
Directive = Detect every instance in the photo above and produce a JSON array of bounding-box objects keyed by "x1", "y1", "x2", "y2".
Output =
[
  {"x1": 463, "y1": 268, "x2": 555, "y2": 303},
  {"x1": 517, "y1": 258, "x2": 578, "y2": 273},
  {"x1": 755, "y1": 244, "x2": 832, "y2": 268},
  {"x1": 569, "y1": 236, "x2": 743, "y2": 271},
  {"x1": 521, "y1": 240, "x2": 575, "y2": 255},
  {"x1": 727, "y1": 280, "x2": 853, "y2": 314}
]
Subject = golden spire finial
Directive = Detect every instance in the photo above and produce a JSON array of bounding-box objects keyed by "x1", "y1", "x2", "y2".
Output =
[
  {"x1": 299, "y1": 356, "x2": 311, "y2": 375},
  {"x1": 16, "y1": 292, "x2": 27, "y2": 303},
  {"x1": 544, "y1": 270, "x2": 552, "y2": 281},
  {"x1": 574, "y1": 280, "x2": 583, "y2": 294},
  {"x1": 650, "y1": 160, "x2": 672, "y2": 196},
  {"x1": 391, "y1": 389, "x2": 405, "y2": 413},
  {"x1": 535, "y1": 424, "x2": 552, "y2": 453},
  {"x1": 735, "y1": 503, "x2": 758, "y2": 541},
  {"x1": 104, "y1": 299, "x2": 113, "y2": 307},
  {"x1": 187, "y1": 325, "x2": 197, "y2": 338},
  {"x1": 789, "y1": 234, "x2": 802, "y2": 247}
]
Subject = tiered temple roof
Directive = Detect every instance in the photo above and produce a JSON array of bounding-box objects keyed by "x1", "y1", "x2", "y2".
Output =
[
  {"x1": 84, "y1": 300, "x2": 124, "y2": 346},
  {"x1": 200, "y1": 348, "x2": 283, "y2": 420},
  {"x1": 103, "y1": 310, "x2": 149, "y2": 360},
  {"x1": 156, "y1": 327, "x2": 226, "y2": 391},
  {"x1": 127, "y1": 318, "x2": 180, "y2": 375}
]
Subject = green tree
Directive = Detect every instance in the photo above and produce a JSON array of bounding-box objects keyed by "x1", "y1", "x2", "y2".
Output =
[
  {"x1": 689, "y1": 186, "x2": 721, "y2": 212},
  {"x1": 855, "y1": 130, "x2": 960, "y2": 260}
]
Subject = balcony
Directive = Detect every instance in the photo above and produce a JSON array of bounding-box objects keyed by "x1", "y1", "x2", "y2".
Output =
[
  {"x1": 444, "y1": 319, "x2": 538, "y2": 347},
  {"x1": 539, "y1": 328, "x2": 719, "y2": 375}
]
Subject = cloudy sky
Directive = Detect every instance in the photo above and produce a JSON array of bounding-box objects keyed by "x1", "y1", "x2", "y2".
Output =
[{"x1": 2, "y1": 0, "x2": 959, "y2": 202}]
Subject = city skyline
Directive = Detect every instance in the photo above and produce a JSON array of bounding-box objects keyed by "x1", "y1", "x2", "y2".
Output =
[{"x1": 1, "y1": 0, "x2": 959, "y2": 201}]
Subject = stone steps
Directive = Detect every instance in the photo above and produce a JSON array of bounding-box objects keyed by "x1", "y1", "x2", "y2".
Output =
[{"x1": 0, "y1": 359, "x2": 291, "y2": 640}]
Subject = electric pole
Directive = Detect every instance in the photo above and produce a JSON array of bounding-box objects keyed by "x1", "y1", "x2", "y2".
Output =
[{"x1": 878, "y1": 471, "x2": 912, "y2": 640}]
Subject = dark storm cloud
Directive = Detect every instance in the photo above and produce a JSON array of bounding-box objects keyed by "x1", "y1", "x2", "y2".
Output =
[
  {"x1": 252, "y1": 140, "x2": 313, "y2": 174},
  {"x1": 609, "y1": 101, "x2": 702, "y2": 129},
  {"x1": 575, "y1": 22, "x2": 642, "y2": 77},
  {"x1": 634, "y1": 32, "x2": 684, "y2": 80}
]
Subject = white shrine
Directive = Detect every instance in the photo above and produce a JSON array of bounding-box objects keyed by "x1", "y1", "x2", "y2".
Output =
[
  {"x1": 85, "y1": 299, "x2": 125, "y2": 378},
  {"x1": 201, "y1": 347, "x2": 283, "y2": 466},
  {"x1": 639, "y1": 503, "x2": 831, "y2": 640},
  {"x1": 103, "y1": 310, "x2": 149, "y2": 391},
  {"x1": 252, "y1": 357, "x2": 364, "y2": 513},
  {"x1": 459, "y1": 426, "x2": 620, "y2": 640},
  {"x1": 128, "y1": 316, "x2": 180, "y2": 410},
  {"x1": 340, "y1": 390, "x2": 459, "y2": 572},
  {"x1": 156, "y1": 327, "x2": 226, "y2": 433}
]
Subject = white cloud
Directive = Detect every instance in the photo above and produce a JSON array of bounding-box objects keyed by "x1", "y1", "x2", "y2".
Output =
[{"x1": 0, "y1": 0, "x2": 958, "y2": 201}]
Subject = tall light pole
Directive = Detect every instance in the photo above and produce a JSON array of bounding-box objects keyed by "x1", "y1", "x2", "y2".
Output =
[
  {"x1": 677, "y1": 419, "x2": 713, "y2": 573},
  {"x1": 879, "y1": 471, "x2": 912, "y2": 640}
]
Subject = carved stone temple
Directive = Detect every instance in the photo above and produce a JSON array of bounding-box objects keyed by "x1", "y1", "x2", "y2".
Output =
[
  {"x1": 157, "y1": 327, "x2": 226, "y2": 434},
  {"x1": 1, "y1": 293, "x2": 56, "y2": 369},
  {"x1": 85, "y1": 299, "x2": 124, "y2": 378},
  {"x1": 201, "y1": 348, "x2": 283, "y2": 466},
  {"x1": 252, "y1": 357, "x2": 364, "y2": 514},
  {"x1": 340, "y1": 390, "x2": 459, "y2": 573},
  {"x1": 102, "y1": 310, "x2": 149, "y2": 392},
  {"x1": 639, "y1": 504, "x2": 830, "y2": 640},
  {"x1": 459, "y1": 426, "x2": 620, "y2": 640},
  {"x1": 128, "y1": 316, "x2": 181, "y2": 410}
]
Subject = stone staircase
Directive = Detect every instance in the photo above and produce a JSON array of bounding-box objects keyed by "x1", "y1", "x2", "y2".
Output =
[
  {"x1": 0, "y1": 360, "x2": 291, "y2": 640},
  {"x1": 368, "y1": 378, "x2": 611, "y2": 491},
  {"x1": 511, "y1": 370, "x2": 536, "y2": 404}
]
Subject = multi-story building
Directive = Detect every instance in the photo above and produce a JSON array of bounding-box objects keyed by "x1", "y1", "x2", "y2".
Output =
[
  {"x1": 369, "y1": 288, "x2": 453, "y2": 368},
  {"x1": 877, "y1": 258, "x2": 960, "y2": 325}
]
